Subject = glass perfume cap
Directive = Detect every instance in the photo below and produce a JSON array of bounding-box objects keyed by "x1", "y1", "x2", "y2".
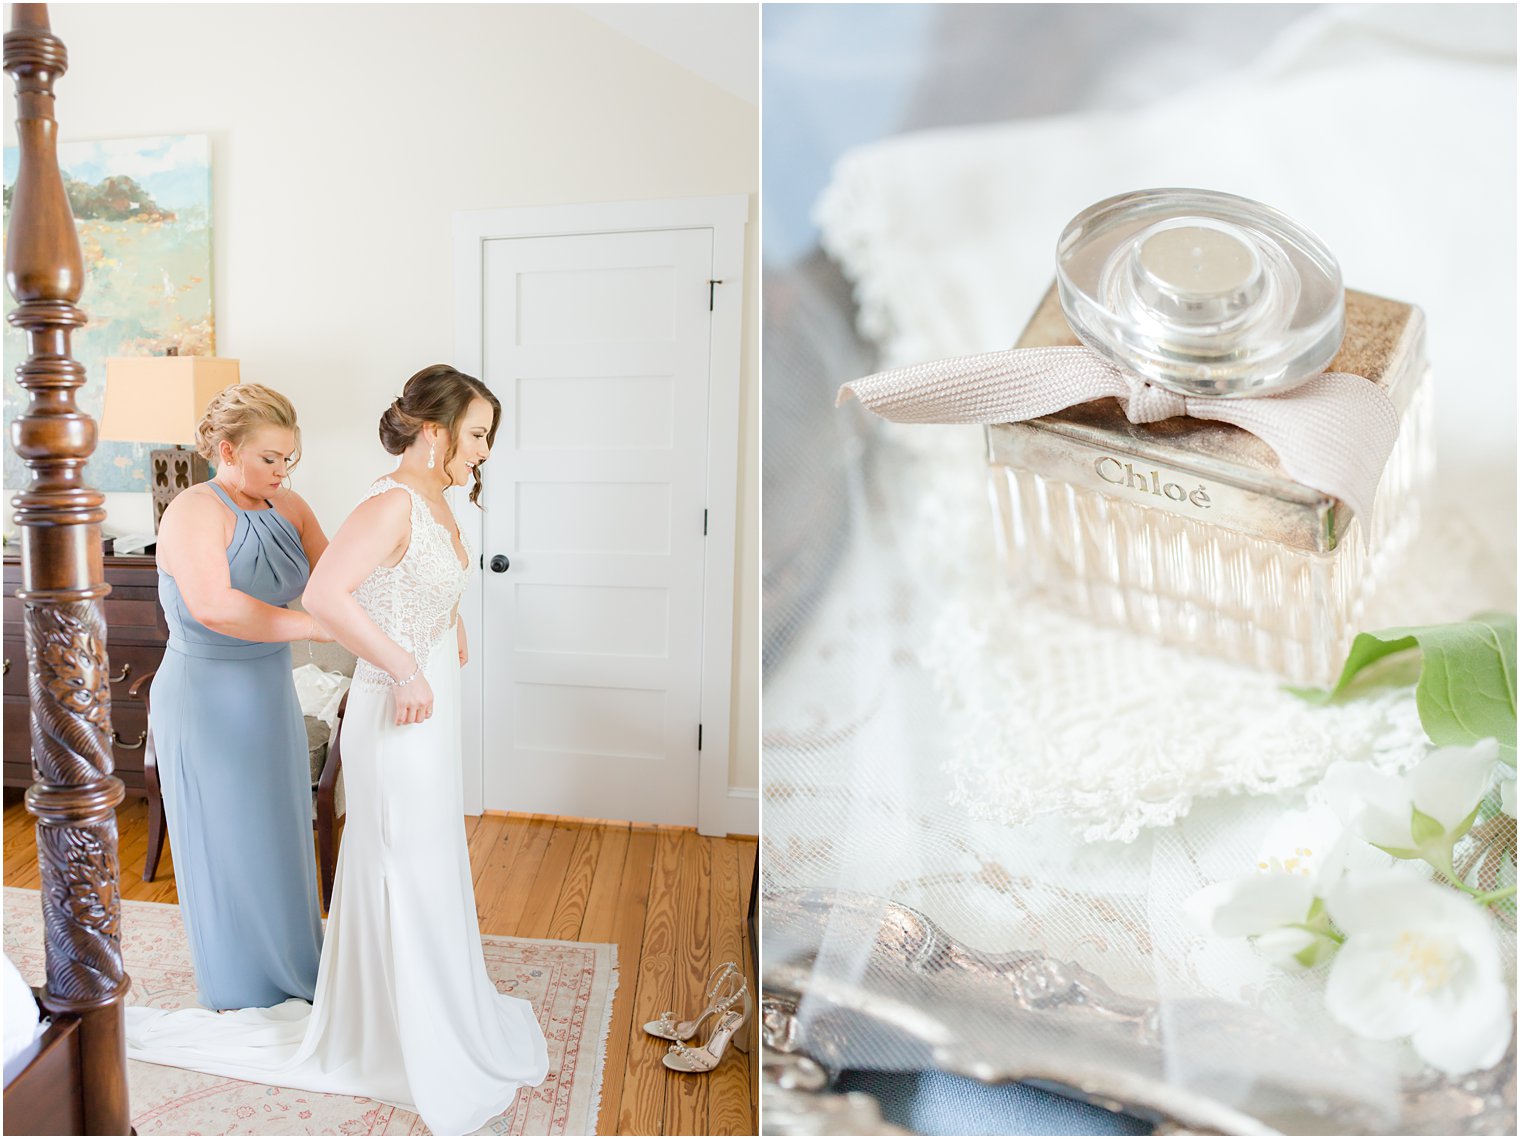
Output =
[{"x1": 1056, "y1": 189, "x2": 1344, "y2": 396}]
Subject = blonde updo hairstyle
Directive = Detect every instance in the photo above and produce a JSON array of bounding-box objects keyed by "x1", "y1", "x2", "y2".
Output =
[
  {"x1": 378, "y1": 364, "x2": 500, "y2": 506},
  {"x1": 195, "y1": 383, "x2": 302, "y2": 474}
]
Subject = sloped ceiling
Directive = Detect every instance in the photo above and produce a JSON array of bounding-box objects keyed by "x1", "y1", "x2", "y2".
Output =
[{"x1": 576, "y1": 4, "x2": 758, "y2": 106}]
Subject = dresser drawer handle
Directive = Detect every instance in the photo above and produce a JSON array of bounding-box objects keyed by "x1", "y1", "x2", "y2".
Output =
[
  {"x1": 108, "y1": 662, "x2": 132, "y2": 684},
  {"x1": 113, "y1": 730, "x2": 147, "y2": 750},
  {"x1": 2, "y1": 658, "x2": 8, "y2": 677}
]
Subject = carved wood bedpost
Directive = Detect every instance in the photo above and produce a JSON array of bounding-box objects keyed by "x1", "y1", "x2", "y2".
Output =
[{"x1": 4, "y1": 4, "x2": 131, "y2": 1134}]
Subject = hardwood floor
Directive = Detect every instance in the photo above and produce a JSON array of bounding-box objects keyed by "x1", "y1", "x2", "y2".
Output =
[{"x1": 3, "y1": 792, "x2": 759, "y2": 1136}]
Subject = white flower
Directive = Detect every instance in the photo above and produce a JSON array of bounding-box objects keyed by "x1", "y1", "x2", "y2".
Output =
[
  {"x1": 1253, "y1": 805, "x2": 1348, "y2": 885},
  {"x1": 1321, "y1": 739, "x2": 1500, "y2": 860},
  {"x1": 1325, "y1": 869, "x2": 1513, "y2": 1076},
  {"x1": 1187, "y1": 872, "x2": 1314, "y2": 938},
  {"x1": 1186, "y1": 808, "x2": 1350, "y2": 970},
  {"x1": 1185, "y1": 872, "x2": 1337, "y2": 970}
]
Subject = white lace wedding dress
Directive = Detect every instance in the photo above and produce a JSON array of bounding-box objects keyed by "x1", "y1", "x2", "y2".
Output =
[{"x1": 126, "y1": 477, "x2": 548, "y2": 1136}]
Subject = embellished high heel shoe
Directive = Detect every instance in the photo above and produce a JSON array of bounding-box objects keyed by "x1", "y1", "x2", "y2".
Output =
[
  {"x1": 643, "y1": 961, "x2": 742, "y2": 1042},
  {"x1": 662, "y1": 981, "x2": 751, "y2": 1072}
]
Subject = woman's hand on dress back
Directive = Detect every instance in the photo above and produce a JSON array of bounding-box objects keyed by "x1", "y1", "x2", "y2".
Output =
[
  {"x1": 304, "y1": 488, "x2": 418, "y2": 681},
  {"x1": 306, "y1": 614, "x2": 337, "y2": 644},
  {"x1": 392, "y1": 672, "x2": 435, "y2": 727}
]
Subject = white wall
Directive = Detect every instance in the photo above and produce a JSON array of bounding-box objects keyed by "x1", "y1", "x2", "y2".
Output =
[{"x1": 10, "y1": 2, "x2": 759, "y2": 794}]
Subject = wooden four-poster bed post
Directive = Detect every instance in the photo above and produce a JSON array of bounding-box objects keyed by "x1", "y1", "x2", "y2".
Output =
[{"x1": 5, "y1": 3, "x2": 132, "y2": 1134}]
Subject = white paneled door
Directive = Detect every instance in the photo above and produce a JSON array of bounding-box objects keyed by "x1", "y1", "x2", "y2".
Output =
[{"x1": 478, "y1": 227, "x2": 714, "y2": 825}]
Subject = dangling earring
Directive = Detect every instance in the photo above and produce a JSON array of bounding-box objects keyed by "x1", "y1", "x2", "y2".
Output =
[{"x1": 427, "y1": 442, "x2": 436, "y2": 470}]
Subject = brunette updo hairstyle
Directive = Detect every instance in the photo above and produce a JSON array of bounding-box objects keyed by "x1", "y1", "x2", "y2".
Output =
[
  {"x1": 379, "y1": 364, "x2": 501, "y2": 506},
  {"x1": 194, "y1": 383, "x2": 302, "y2": 472}
]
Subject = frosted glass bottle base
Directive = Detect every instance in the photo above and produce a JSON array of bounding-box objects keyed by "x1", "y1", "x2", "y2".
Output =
[{"x1": 986, "y1": 377, "x2": 1433, "y2": 687}]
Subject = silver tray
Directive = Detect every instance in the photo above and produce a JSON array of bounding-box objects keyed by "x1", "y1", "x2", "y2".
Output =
[{"x1": 761, "y1": 888, "x2": 1516, "y2": 1136}]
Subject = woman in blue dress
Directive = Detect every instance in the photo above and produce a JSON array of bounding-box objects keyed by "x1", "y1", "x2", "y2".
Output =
[{"x1": 150, "y1": 382, "x2": 333, "y2": 1010}]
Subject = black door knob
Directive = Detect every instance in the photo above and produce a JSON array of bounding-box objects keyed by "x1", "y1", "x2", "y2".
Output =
[{"x1": 490, "y1": 554, "x2": 510, "y2": 573}]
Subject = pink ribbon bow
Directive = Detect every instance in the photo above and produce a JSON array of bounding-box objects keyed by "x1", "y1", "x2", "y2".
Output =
[{"x1": 836, "y1": 345, "x2": 1398, "y2": 519}]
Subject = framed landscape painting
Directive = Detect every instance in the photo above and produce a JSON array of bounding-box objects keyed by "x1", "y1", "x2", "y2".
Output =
[{"x1": 2, "y1": 133, "x2": 214, "y2": 499}]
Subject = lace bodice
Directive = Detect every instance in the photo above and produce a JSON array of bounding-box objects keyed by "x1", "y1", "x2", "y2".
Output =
[{"x1": 352, "y1": 477, "x2": 473, "y2": 689}]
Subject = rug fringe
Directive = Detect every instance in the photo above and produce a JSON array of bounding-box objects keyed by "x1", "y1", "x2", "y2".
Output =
[{"x1": 584, "y1": 943, "x2": 619, "y2": 1136}]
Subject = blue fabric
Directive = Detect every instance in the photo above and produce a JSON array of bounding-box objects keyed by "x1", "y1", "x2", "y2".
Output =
[
  {"x1": 149, "y1": 483, "x2": 322, "y2": 1010},
  {"x1": 836, "y1": 1069, "x2": 1154, "y2": 1136}
]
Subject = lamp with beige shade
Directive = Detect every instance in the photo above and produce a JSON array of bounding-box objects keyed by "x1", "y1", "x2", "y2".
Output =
[{"x1": 101, "y1": 353, "x2": 240, "y2": 529}]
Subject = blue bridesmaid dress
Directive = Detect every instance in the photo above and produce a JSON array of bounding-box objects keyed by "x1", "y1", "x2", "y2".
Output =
[{"x1": 149, "y1": 482, "x2": 323, "y2": 1010}]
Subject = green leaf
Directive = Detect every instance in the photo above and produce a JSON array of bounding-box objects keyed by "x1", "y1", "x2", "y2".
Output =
[
  {"x1": 1409, "y1": 805, "x2": 1446, "y2": 847},
  {"x1": 1288, "y1": 613, "x2": 1516, "y2": 761},
  {"x1": 1285, "y1": 634, "x2": 1417, "y2": 705}
]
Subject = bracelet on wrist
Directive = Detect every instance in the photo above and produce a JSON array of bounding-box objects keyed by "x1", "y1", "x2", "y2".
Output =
[{"x1": 388, "y1": 664, "x2": 421, "y2": 687}]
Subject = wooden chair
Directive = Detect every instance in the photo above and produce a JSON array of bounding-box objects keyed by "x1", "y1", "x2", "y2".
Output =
[
  {"x1": 315, "y1": 691, "x2": 349, "y2": 910},
  {"x1": 133, "y1": 671, "x2": 347, "y2": 911}
]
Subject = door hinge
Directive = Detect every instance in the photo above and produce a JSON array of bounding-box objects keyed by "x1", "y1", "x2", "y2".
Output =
[
  {"x1": 708, "y1": 278, "x2": 723, "y2": 311},
  {"x1": 697, "y1": 723, "x2": 703, "y2": 750},
  {"x1": 703, "y1": 508, "x2": 708, "y2": 536}
]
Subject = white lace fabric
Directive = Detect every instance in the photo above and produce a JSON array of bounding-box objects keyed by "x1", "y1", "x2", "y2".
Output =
[{"x1": 352, "y1": 478, "x2": 473, "y2": 690}]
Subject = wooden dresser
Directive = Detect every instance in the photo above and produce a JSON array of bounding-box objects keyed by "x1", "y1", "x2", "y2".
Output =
[{"x1": 3, "y1": 552, "x2": 166, "y2": 799}]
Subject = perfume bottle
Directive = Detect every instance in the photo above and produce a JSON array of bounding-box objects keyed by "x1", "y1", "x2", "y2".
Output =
[{"x1": 986, "y1": 189, "x2": 1432, "y2": 685}]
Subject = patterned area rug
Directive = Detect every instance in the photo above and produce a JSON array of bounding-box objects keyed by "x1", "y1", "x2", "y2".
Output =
[{"x1": 4, "y1": 888, "x2": 616, "y2": 1136}]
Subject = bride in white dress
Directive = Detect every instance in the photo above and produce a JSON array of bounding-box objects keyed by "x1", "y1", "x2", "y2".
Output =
[{"x1": 126, "y1": 366, "x2": 548, "y2": 1136}]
